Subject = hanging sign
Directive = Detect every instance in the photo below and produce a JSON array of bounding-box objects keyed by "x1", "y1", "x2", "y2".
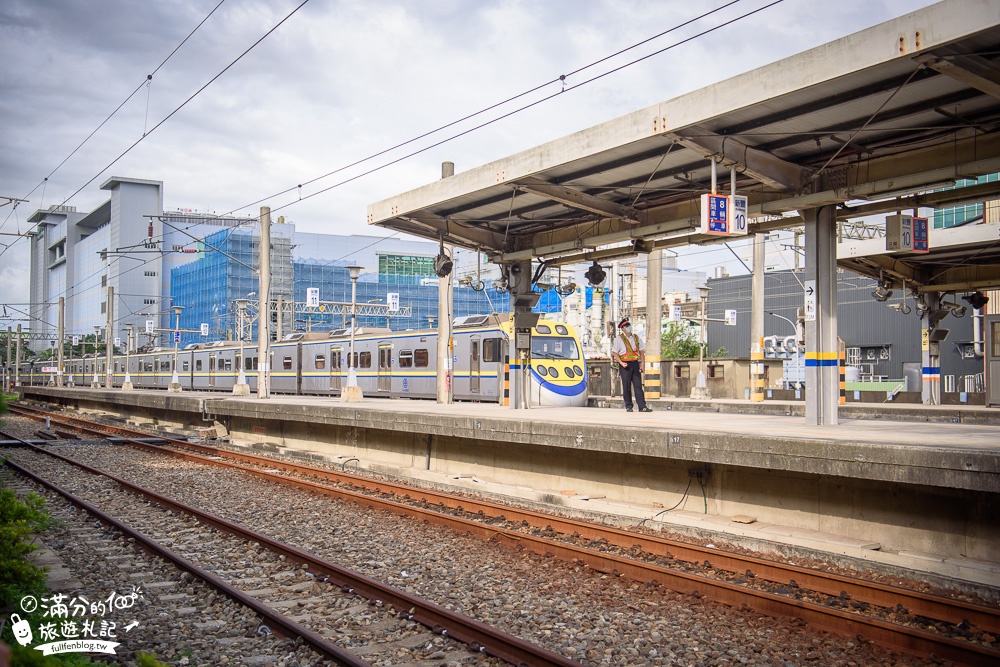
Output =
[
  {"x1": 728, "y1": 195, "x2": 749, "y2": 236},
  {"x1": 700, "y1": 194, "x2": 729, "y2": 235}
]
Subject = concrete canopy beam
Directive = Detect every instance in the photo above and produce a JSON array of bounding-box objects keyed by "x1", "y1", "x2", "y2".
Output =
[
  {"x1": 669, "y1": 125, "x2": 813, "y2": 192},
  {"x1": 920, "y1": 54, "x2": 1000, "y2": 101},
  {"x1": 513, "y1": 176, "x2": 647, "y2": 225}
]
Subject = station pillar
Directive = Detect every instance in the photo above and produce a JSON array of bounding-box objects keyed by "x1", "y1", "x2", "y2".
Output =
[{"x1": 802, "y1": 205, "x2": 839, "y2": 426}]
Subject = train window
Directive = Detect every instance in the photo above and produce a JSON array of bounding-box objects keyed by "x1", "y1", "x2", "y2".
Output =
[
  {"x1": 360, "y1": 351, "x2": 372, "y2": 368},
  {"x1": 246, "y1": 356, "x2": 257, "y2": 371},
  {"x1": 555, "y1": 325, "x2": 568, "y2": 335},
  {"x1": 196, "y1": 360, "x2": 203, "y2": 371},
  {"x1": 315, "y1": 354, "x2": 326, "y2": 369},
  {"x1": 483, "y1": 338, "x2": 502, "y2": 363},
  {"x1": 471, "y1": 341, "x2": 479, "y2": 362},
  {"x1": 220, "y1": 359, "x2": 229, "y2": 372},
  {"x1": 283, "y1": 356, "x2": 293, "y2": 370},
  {"x1": 535, "y1": 324, "x2": 551, "y2": 334},
  {"x1": 160, "y1": 361, "x2": 171, "y2": 371},
  {"x1": 379, "y1": 349, "x2": 391, "y2": 369},
  {"x1": 144, "y1": 362, "x2": 154, "y2": 372},
  {"x1": 182, "y1": 361, "x2": 190, "y2": 372},
  {"x1": 331, "y1": 351, "x2": 341, "y2": 369},
  {"x1": 398, "y1": 350, "x2": 413, "y2": 368},
  {"x1": 530, "y1": 336, "x2": 580, "y2": 360},
  {"x1": 414, "y1": 349, "x2": 429, "y2": 367}
]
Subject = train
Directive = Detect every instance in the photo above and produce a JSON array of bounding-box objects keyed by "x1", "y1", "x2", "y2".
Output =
[{"x1": 15, "y1": 314, "x2": 588, "y2": 407}]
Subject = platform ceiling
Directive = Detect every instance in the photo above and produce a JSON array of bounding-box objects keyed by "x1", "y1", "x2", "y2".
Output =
[{"x1": 369, "y1": 0, "x2": 1000, "y2": 293}]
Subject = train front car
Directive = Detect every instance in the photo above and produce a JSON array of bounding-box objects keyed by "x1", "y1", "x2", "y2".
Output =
[{"x1": 522, "y1": 319, "x2": 588, "y2": 407}]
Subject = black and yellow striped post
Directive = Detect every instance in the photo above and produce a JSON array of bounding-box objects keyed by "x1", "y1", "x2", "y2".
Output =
[
  {"x1": 644, "y1": 355, "x2": 661, "y2": 400},
  {"x1": 503, "y1": 353, "x2": 510, "y2": 407},
  {"x1": 750, "y1": 336, "x2": 765, "y2": 402},
  {"x1": 838, "y1": 337, "x2": 846, "y2": 405}
]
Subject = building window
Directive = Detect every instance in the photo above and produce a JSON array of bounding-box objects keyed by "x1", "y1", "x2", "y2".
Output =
[
  {"x1": 143, "y1": 299, "x2": 156, "y2": 305},
  {"x1": 101, "y1": 275, "x2": 107, "y2": 287},
  {"x1": 101, "y1": 302, "x2": 106, "y2": 314},
  {"x1": 709, "y1": 365, "x2": 724, "y2": 379},
  {"x1": 144, "y1": 271, "x2": 157, "y2": 277},
  {"x1": 674, "y1": 365, "x2": 690, "y2": 379}
]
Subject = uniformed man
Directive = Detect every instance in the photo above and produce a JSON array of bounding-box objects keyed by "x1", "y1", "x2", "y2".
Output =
[{"x1": 611, "y1": 317, "x2": 651, "y2": 412}]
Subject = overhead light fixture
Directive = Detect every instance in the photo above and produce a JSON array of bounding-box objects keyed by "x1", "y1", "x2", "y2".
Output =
[
  {"x1": 631, "y1": 239, "x2": 652, "y2": 254},
  {"x1": 555, "y1": 282, "x2": 577, "y2": 296},
  {"x1": 534, "y1": 282, "x2": 554, "y2": 291},
  {"x1": 584, "y1": 261, "x2": 606, "y2": 286},
  {"x1": 961, "y1": 291, "x2": 990, "y2": 310}
]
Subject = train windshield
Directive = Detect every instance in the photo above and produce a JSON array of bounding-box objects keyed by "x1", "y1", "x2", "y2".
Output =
[{"x1": 531, "y1": 336, "x2": 580, "y2": 360}]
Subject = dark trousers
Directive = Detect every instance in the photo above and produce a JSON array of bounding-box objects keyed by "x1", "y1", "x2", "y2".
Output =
[{"x1": 621, "y1": 360, "x2": 646, "y2": 409}]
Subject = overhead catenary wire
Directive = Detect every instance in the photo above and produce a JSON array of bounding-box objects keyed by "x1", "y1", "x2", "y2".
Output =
[{"x1": 4, "y1": 1, "x2": 791, "y2": 331}]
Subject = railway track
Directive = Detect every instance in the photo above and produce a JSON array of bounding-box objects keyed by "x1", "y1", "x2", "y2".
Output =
[
  {"x1": 0, "y1": 426, "x2": 578, "y2": 667},
  {"x1": 7, "y1": 402, "x2": 1000, "y2": 665}
]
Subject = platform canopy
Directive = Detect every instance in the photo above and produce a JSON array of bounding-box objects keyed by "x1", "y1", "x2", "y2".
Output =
[{"x1": 369, "y1": 0, "x2": 1000, "y2": 293}]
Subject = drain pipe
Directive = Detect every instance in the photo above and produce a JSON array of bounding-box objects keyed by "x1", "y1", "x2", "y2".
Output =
[{"x1": 974, "y1": 308, "x2": 985, "y2": 358}]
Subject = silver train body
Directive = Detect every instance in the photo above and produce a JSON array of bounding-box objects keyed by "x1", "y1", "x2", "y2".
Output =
[{"x1": 19, "y1": 315, "x2": 588, "y2": 407}]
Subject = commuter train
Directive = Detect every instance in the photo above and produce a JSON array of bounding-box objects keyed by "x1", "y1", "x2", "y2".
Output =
[{"x1": 16, "y1": 314, "x2": 588, "y2": 406}]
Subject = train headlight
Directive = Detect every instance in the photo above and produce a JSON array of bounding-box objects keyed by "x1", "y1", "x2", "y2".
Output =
[
  {"x1": 536, "y1": 365, "x2": 548, "y2": 377},
  {"x1": 573, "y1": 365, "x2": 583, "y2": 376},
  {"x1": 565, "y1": 367, "x2": 575, "y2": 378},
  {"x1": 548, "y1": 366, "x2": 559, "y2": 378}
]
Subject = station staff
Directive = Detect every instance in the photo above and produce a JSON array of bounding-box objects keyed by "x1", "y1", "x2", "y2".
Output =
[{"x1": 612, "y1": 317, "x2": 651, "y2": 413}]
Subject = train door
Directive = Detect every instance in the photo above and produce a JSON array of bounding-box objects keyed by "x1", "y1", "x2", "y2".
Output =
[
  {"x1": 377, "y1": 342, "x2": 392, "y2": 392},
  {"x1": 329, "y1": 346, "x2": 342, "y2": 392},
  {"x1": 470, "y1": 336, "x2": 481, "y2": 394},
  {"x1": 208, "y1": 354, "x2": 216, "y2": 387},
  {"x1": 234, "y1": 352, "x2": 242, "y2": 383},
  {"x1": 153, "y1": 356, "x2": 160, "y2": 386}
]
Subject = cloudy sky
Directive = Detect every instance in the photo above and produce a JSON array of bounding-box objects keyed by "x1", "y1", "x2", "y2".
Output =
[{"x1": 0, "y1": 0, "x2": 938, "y2": 328}]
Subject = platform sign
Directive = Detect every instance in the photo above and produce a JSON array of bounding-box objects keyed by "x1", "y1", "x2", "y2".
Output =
[
  {"x1": 306, "y1": 287, "x2": 320, "y2": 308},
  {"x1": 72, "y1": 336, "x2": 79, "y2": 346},
  {"x1": 173, "y1": 331, "x2": 181, "y2": 344},
  {"x1": 804, "y1": 280, "x2": 817, "y2": 322},
  {"x1": 114, "y1": 337, "x2": 121, "y2": 347},
  {"x1": 42, "y1": 366, "x2": 57, "y2": 373},
  {"x1": 912, "y1": 216, "x2": 929, "y2": 253},
  {"x1": 886, "y1": 214, "x2": 912, "y2": 251},
  {"x1": 669, "y1": 305, "x2": 682, "y2": 322},
  {"x1": 387, "y1": 292, "x2": 400, "y2": 313},
  {"x1": 678, "y1": 302, "x2": 703, "y2": 320},
  {"x1": 145, "y1": 319, "x2": 155, "y2": 334},
  {"x1": 728, "y1": 195, "x2": 749, "y2": 236},
  {"x1": 725, "y1": 309, "x2": 738, "y2": 326},
  {"x1": 700, "y1": 194, "x2": 729, "y2": 235},
  {"x1": 200, "y1": 323, "x2": 209, "y2": 336}
]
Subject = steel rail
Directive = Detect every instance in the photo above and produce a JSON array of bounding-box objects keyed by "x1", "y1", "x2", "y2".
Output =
[
  {"x1": 9, "y1": 404, "x2": 1000, "y2": 665},
  {"x1": 10, "y1": 404, "x2": 995, "y2": 634},
  {"x1": 0, "y1": 433, "x2": 371, "y2": 667},
  {"x1": 0, "y1": 429, "x2": 580, "y2": 667}
]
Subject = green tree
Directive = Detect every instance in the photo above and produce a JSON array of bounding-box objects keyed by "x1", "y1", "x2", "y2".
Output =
[{"x1": 660, "y1": 322, "x2": 702, "y2": 359}]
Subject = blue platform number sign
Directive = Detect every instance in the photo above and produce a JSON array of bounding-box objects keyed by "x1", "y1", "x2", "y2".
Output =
[
  {"x1": 912, "y1": 216, "x2": 929, "y2": 253},
  {"x1": 701, "y1": 194, "x2": 729, "y2": 235}
]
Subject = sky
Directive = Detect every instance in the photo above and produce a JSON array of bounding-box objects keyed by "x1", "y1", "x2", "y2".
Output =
[{"x1": 0, "y1": 0, "x2": 939, "y2": 329}]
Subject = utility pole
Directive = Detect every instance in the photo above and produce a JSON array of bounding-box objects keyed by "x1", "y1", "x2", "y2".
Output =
[
  {"x1": 257, "y1": 206, "x2": 271, "y2": 399},
  {"x1": 5, "y1": 326, "x2": 11, "y2": 389},
  {"x1": 15, "y1": 324, "x2": 22, "y2": 387},
  {"x1": 57, "y1": 297, "x2": 65, "y2": 387},
  {"x1": 105, "y1": 286, "x2": 114, "y2": 389},
  {"x1": 644, "y1": 249, "x2": 662, "y2": 401}
]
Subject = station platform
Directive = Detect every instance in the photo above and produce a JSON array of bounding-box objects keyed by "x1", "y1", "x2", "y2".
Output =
[{"x1": 12, "y1": 386, "x2": 1000, "y2": 593}]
